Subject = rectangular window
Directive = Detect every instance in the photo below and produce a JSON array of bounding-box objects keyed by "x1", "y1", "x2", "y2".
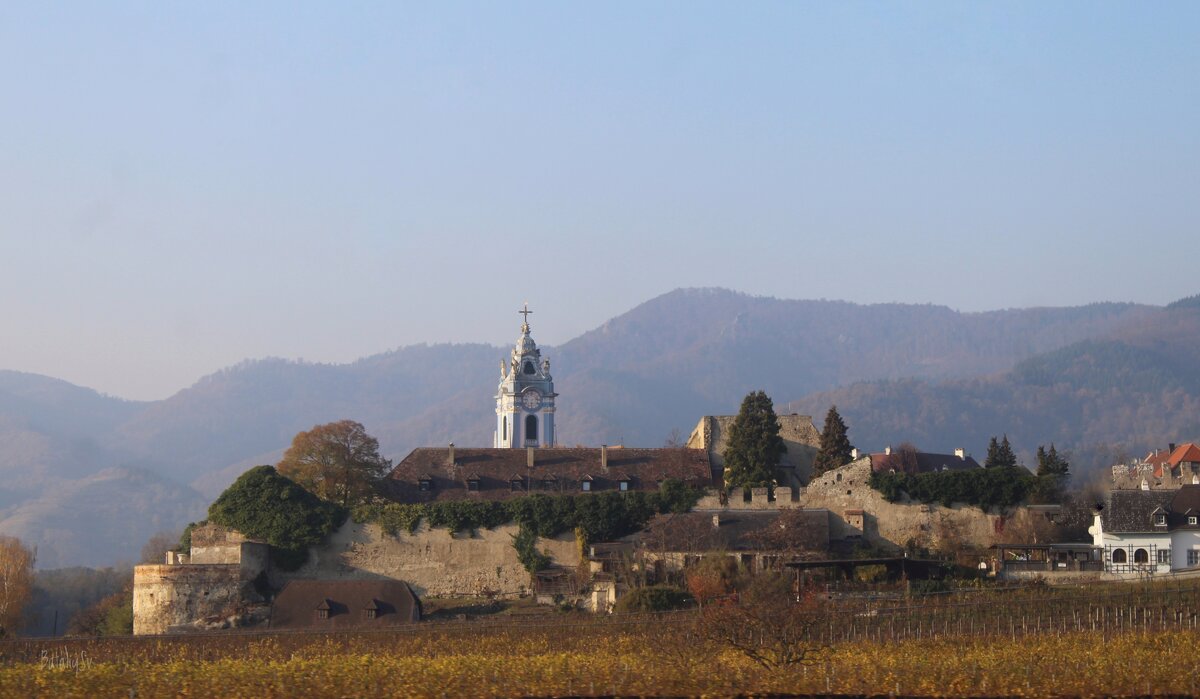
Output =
[
  {"x1": 419, "y1": 480, "x2": 431, "y2": 492},
  {"x1": 1155, "y1": 514, "x2": 1167, "y2": 525},
  {"x1": 1158, "y1": 549, "x2": 1172, "y2": 564},
  {"x1": 1190, "y1": 550, "x2": 1200, "y2": 567},
  {"x1": 619, "y1": 481, "x2": 629, "y2": 491},
  {"x1": 467, "y1": 480, "x2": 479, "y2": 492},
  {"x1": 510, "y1": 480, "x2": 523, "y2": 492},
  {"x1": 1190, "y1": 516, "x2": 1197, "y2": 525},
  {"x1": 581, "y1": 481, "x2": 591, "y2": 491}
]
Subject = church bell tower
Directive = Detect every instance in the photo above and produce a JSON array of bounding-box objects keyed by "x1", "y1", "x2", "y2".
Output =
[{"x1": 495, "y1": 304, "x2": 556, "y2": 448}]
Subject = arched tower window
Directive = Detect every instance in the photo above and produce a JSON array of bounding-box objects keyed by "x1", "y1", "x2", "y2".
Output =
[
  {"x1": 502, "y1": 416, "x2": 507, "y2": 441},
  {"x1": 525, "y1": 415, "x2": 538, "y2": 444},
  {"x1": 523, "y1": 361, "x2": 535, "y2": 375}
]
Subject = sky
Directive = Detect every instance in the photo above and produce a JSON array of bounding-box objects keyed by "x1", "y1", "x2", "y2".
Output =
[{"x1": 1, "y1": 2, "x2": 1197, "y2": 401}]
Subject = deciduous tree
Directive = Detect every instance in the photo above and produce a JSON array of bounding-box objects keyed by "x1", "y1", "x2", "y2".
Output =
[
  {"x1": 812, "y1": 405, "x2": 854, "y2": 477},
  {"x1": 0, "y1": 536, "x2": 35, "y2": 637},
  {"x1": 723, "y1": 391, "x2": 787, "y2": 491},
  {"x1": 277, "y1": 420, "x2": 391, "y2": 508}
]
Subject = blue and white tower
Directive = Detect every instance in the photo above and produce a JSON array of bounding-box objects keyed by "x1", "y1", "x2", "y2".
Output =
[{"x1": 494, "y1": 304, "x2": 556, "y2": 448}]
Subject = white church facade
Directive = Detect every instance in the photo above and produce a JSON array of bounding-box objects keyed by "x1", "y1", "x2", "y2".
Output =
[{"x1": 494, "y1": 305, "x2": 557, "y2": 448}]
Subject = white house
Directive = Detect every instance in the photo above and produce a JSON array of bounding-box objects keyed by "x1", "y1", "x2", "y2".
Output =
[{"x1": 1090, "y1": 486, "x2": 1200, "y2": 576}]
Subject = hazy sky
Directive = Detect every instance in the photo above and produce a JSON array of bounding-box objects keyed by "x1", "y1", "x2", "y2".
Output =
[{"x1": 1, "y1": 2, "x2": 1197, "y2": 400}]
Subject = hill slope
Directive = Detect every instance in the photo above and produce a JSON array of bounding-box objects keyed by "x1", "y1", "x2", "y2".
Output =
[
  {"x1": 787, "y1": 303, "x2": 1200, "y2": 481},
  {"x1": 0, "y1": 288, "x2": 1172, "y2": 566}
]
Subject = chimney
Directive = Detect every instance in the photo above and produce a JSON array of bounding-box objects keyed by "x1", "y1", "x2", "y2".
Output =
[
  {"x1": 712, "y1": 514, "x2": 721, "y2": 529},
  {"x1": 1170, "y1": 443, "x2": 1178, "y2": 454},
  {"x1": 885, "y1": 446, "x2": 892, "y2": 456},
  {"x1": 448, "y1": 443, "x2": 455, "y2": 466},
  {"x1": 527, "y1": 447, "x2": 535, "y2": 469},
  {"x1": 601, "y1": 445, "x2": 609, "y2": 471},
  {"x1": 954, "y1": 448, "x2": 965, "y2": 460},
  {"x1": 850, "y1": 447, "x2": 858, "y2": 460}
]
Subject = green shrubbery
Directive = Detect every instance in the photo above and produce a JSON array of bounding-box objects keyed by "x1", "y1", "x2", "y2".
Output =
[
  {"x1": 206, "y1": 465, "x2": 347, "y2": 570},
  {"x1": 354, "y1": 479, "x2": 702, "y2": 544},
  {"x1": 870, "y1": 466, "x2": 1035, "y2": 510},
  {"x1": 612, "y1": 585, "x2": 694, "y2": 613}
]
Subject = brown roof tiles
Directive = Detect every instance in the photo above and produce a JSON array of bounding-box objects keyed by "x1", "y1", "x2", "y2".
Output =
[{"x1": 386, "y1": 447, "x2": 714, "y2": 503}]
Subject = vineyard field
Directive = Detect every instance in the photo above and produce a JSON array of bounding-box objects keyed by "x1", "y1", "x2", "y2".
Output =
[{"x1": 6, "y1": 583, "x2": 1200, "y2": 697}]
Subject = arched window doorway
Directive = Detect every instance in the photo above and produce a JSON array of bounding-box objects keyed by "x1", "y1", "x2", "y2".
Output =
[
  {"x1": 502, "y1": 416, "x2": 507, "y2": 441},
  {"x1": 1134, "y1": 548, "x2": 1149, "y2": 564},
  {"x1": 1112, "y1": 549, "x2": 1127, "y2": 564},
  {"x1": 525, "y1": 415, "x2": 538, "y2": 445},
  {"x1": 523, "y1": 361, "x2": 536, "y2": 375}
]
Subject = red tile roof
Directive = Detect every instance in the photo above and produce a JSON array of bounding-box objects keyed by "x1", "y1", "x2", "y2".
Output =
[
  {"x1": 386, "y1": 447, "x2": 715, "y2": 503},
  {"x1": 1169, "y1": 443, "x2": 1200, "y2": 468}
]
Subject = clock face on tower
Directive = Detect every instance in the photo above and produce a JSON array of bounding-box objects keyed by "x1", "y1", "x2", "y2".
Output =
[{"x1": 522, "y1": 390, "x2": 542, "y2": 411}]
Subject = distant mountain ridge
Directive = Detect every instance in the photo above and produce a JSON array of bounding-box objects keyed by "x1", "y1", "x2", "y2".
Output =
[
  {"x1": 0, "y1": 287, "x2": 1180, "y2": 566},
  {"x1": 787, "y1": 303, "x2": 1200, "y2": 476}
]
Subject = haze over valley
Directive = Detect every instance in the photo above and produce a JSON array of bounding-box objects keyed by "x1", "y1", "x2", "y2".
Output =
[{"x1": 2, "y1": 287, "x2": 1196, "y2": 567}]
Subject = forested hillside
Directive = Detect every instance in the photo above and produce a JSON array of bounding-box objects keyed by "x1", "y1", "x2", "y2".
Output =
[
  {"x1": 787, "y1": 303, "x2": 1200, "y2": 483},
  {"x1": 0, "y1": 288, "x2": 1181, "y2": 566}
]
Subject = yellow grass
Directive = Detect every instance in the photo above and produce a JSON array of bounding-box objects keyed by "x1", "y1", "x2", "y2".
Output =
[{"x1": 3, "y1": 625, "x2": 1198, "y2": 697}]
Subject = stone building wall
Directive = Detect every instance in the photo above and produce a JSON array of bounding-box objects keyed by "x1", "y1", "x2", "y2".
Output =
[
  {"x1": 288, "y1": 520, "x2": 582, "y2": 598},
  {"x1": 687, "y1": 414, "x2": 821, "y2": 485},
  {"x1": 133, "y1": 523, "x2": 270, "y2": 635},
  {"x1": 801, "y1": 457, "x2": 1001, "y2": 550},
  {"x1": 132, "y1": 564, "x2": 250, "y2": 635}
]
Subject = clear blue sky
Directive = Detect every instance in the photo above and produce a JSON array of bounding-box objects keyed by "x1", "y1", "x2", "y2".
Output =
[{"x1": 1, "y1": 2, "x2": 1197, "y2": 400}]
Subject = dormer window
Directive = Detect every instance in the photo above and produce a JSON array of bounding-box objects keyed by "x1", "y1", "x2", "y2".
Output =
[
  {"x1": 581, "y1": 476, "x2": 592, "y2": 492},
  {"x1": 1190, "y1": 516, "x2": 1197, "y2": 526},
  {"x1": 510, "y1": 478, "x2": 524, "y2": 492},
  {"x1": 418, "y1": 478, "x2": 433, "y2": 492},
  {"x1": 619, "y1": 479, "x2": 630, "y2": 492},
  {"x1": 1155, "y1": 513, "x2": 1167, "y2": 526},
  {"x1": 467, "y1": 478, "x2": 480, "y2": 492},
  {"x1": 542, "y1": 478, "x2": 556, "y2": 491},
  {"x1": 363, "y1": 600, "x2": 379, "y2": 620},
  {"x1": 316, "y1": 600, "x2": 332, "y2": 620}
]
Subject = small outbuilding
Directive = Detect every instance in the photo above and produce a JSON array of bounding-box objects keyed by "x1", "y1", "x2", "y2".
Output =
[{"x1": 270, "y1": 580, "x2": 422, "y2": 629}]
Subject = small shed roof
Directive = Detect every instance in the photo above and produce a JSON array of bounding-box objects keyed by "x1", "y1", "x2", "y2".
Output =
[{"x1": 271, "y1": 580, "x2": 421, "y2": 629}]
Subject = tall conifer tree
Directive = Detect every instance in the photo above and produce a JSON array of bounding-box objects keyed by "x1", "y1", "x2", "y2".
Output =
[
  {"x1": 723, "y1": 391, "x2": 787, "y2": 490},
  {"x1": 812, "y1": 405, "x2": 854, "y2": 477},
  {"x1": 985, "y1": 434, "x2": 1018, "y2": 468}
]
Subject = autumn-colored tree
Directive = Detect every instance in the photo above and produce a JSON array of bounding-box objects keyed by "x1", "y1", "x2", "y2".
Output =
[
  {"x1": 67, "y1": 586, "x2": 133, "y2": 636},
  {"x1": 277, "y1": 420, "x2": 391, "y2": 508},
  {"x1": 0, "y1": 535, "x2": 36, "y2": 637},
  {"x1": 684, "y1": 555, "x2": 739, "y2": 607}
]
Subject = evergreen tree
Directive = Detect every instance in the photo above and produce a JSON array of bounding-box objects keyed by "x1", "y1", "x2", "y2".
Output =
[
  {"x1": 1036, "y1": 444, "x2": 1069, "y2": 477},
  {"x1": 985, "y1": 434, "x2": 1017, "y2": 468},
  {"x1": 1032, "y1": 443, "x2": 1070, "y2": 503},
  {"x1": 985, "y1": 437, "x2": 1001, "y2": 468},
  {"x1": 812, "y1": 405, "x2": 855, "y2": 477},
  {"x1": 723, "y1": 391, "x2": 787, "y2": 491},
  {"x1": 999, "y1": 435, "x2": 1018, "y2": 468}
]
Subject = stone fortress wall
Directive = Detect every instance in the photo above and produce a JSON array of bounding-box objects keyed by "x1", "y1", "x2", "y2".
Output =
[
  {"x1": 132, "y1": 524, "x2": 269, "y2": 635},
  {"x1": 285, "y1": 520, "x2": 581, "y2": 599}
]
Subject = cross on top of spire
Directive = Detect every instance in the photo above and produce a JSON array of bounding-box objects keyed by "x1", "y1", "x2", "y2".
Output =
[{"x1": 519, "y1": 303, "x2": 532, "y2": 332}]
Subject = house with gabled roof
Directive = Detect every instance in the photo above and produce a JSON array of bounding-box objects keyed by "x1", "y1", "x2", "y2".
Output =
[{"x1": 1090, "y1": 485, "x2": 1200, "y2": 575}]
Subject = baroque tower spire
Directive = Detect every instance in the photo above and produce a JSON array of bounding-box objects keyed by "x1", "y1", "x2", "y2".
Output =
[{"x1": 494, "y1": 304, "x2": 556, "y2": 448}]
